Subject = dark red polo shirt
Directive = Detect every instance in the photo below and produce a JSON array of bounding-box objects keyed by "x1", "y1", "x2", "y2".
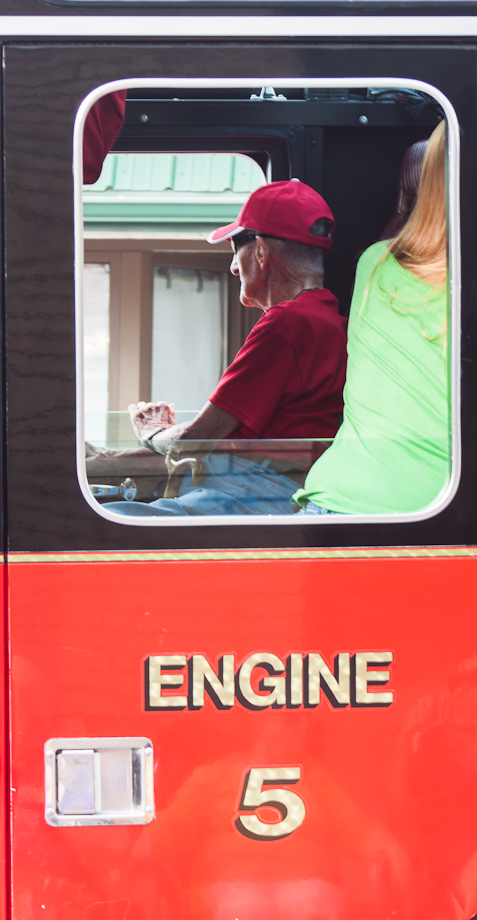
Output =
[{"x1": 209, "y1": 289, "x2": 347, "y2": 439}]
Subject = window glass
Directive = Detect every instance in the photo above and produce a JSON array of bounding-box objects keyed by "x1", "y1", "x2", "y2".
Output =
[{"x1": 79, "y1": 85, "x2": 456, "y2": 525}]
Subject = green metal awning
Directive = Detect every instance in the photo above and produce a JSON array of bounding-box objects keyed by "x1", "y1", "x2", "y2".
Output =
[{"x1": 83, "y1": 153, "x2": 264, "y2": 234}]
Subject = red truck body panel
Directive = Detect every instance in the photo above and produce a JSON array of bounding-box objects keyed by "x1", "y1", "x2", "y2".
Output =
[{"x1": 7, "y1": 552, "x2": 477, "y2": 919}]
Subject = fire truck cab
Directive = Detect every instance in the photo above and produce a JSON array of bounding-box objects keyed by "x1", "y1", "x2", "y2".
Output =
[{"x1": 1, "y1": 2, "x2": 477, "y2": 918}]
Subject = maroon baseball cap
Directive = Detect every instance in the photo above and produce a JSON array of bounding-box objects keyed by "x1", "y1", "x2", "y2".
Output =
[{"x1": 207, "y1": 179, "x2": 335, "y2": 249}]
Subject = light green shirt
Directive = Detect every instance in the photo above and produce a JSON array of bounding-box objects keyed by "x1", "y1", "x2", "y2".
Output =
[{"x1": 294, "y1": 241, "x2": 450, "y2": 514}]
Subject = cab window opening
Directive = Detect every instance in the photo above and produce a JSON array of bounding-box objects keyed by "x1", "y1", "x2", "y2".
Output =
[{"x1": 78, "y1": 83, "x2": 455, "y2": 525}]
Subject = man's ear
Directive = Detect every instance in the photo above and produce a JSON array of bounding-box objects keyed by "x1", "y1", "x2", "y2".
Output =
[{"x1": 254, "y1": 235, "x2": 269, "y2": 269}]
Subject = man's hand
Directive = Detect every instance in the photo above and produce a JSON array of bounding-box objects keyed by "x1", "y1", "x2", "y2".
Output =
[
  {"x1": 128, "y1": 399, "x2": 240, "y2": 453},
  {"x1": 128, "y1": 401, "x2": 176, "y2": 442}
]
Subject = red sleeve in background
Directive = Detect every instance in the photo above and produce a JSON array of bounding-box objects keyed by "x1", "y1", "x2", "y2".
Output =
[{"x1": 83, "y1": 90, "x2": 127, "y2": 185}]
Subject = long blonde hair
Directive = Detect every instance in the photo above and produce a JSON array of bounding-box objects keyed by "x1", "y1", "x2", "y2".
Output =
[
  {"x1": 359, "y1": 119, "x2": 447, "y2": 320},
  {"x1": 389, "y1": 119, "x2": 447, "y2": 273}
]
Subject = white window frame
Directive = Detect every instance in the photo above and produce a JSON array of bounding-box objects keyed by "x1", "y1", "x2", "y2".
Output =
[{"x1": 74, "y1": 76, "x2": 460, "y2": 528}]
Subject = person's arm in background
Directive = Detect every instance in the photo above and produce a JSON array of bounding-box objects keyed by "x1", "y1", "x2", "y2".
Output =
[
  {"x1": 83, "y1": 91, "x2": 127, "y2": 184},
  {"x1": 128, "y1": 400, "x2": 239, "y2": 454},
  {"x1": 129, "y1": 316, "x2": 296, "y2": 452}
]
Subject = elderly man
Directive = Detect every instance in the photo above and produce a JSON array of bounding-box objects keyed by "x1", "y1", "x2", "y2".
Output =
[{"x1": 108, "y1": 180, "x2": 347, "y2": 516}]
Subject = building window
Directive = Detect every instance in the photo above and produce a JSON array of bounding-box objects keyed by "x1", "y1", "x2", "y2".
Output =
[
  {"x1": 83, "y1": 262, "x2": 110, "y2": 443},
  {"x1": 152, "y1": 267, "x2": 226, "y2": 419}
]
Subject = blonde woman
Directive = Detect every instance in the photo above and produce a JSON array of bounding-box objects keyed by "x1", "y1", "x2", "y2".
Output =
[{"x1": 294, "y1": 120, "x2": 449, "y2": 515}]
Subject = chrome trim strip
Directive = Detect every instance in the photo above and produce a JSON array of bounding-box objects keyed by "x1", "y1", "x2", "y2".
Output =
[
  {"x1": 74, "y1": 77, "x2": 460, "y2": 528},
  {"x1": 8, "y1": 547, "x2": 477, "y2": 562},
  {"x1": 3, "y1": 15, "x2": 477, "y2": 37}
]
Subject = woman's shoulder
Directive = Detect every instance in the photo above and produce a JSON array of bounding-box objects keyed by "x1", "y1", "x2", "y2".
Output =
[
  {"x1": 356, "y1": 240, "x2": 390, "y2": 273},
  {"x1": 350, "y1": 241, "x2": 391, "y2": 308}
]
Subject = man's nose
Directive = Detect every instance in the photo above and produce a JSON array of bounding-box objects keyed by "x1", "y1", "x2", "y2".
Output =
[{"x1": 230, "y1": 253, "x2": 239, "y2": 276}]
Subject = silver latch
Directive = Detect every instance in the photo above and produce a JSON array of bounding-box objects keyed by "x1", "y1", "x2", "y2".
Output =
[{"x1": 44, "y1": 737, "x2": 154, "y2": 826}]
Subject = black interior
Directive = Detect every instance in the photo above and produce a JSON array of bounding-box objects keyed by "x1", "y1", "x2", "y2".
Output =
[{"x1": 116, "y1": 90, "x2": 438, "y2": 313}]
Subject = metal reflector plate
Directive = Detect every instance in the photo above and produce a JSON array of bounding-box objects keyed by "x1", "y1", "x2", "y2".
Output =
[{"x1": 57, "y1": 749, "x2": 96, "y2": 815}]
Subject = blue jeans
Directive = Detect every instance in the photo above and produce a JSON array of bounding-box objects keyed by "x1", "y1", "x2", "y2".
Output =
[
  {"x1": 297, "y1": 501, "x2": 339, "y2": 515},
  {"x1": 106, "y1": 453, "x2": 299, "y2": 517}
]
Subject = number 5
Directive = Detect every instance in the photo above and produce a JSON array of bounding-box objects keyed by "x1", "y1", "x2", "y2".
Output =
[{"x1": 234, "y1": 767, "x2": 306, "y2": 841}]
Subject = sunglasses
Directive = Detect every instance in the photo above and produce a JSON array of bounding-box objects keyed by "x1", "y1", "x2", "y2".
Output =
[{"x1": 230, "y1": 232, "x2": 286, "y2": 255}]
